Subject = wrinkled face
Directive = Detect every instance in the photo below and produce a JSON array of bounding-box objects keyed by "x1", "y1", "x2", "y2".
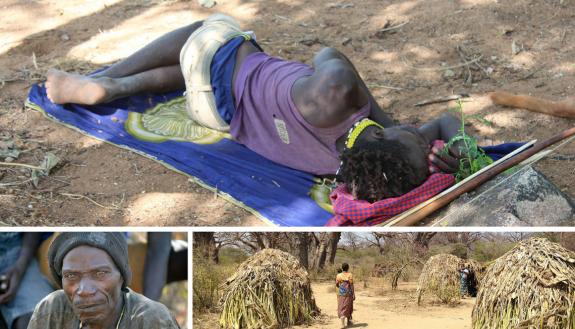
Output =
[
  {"x1": 364, "y1": 125, "x2": 430, "y2": 182},
  {"x1": 62, "y1": 246, "x2": 123, "y2": 325}
]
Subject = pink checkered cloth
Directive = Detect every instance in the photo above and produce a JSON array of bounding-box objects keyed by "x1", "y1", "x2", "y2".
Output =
[
  {"x1": 326, "y1": 140, "x2": 455, "y2": 226},
  {"x1": 326, "y1": 173, "x2": 455, "y2": 226}
]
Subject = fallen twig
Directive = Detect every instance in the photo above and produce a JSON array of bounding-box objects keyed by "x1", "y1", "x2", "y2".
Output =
[
  {"x1": 403, "y1": 56, "x2": 483, "y2": 71},
  {"x1": 0, "y1": 162, "x2": 44, "y2": 170},
  {"x1": 367, "y1": 83, "x2": 403, "y2": 91},
  {"x1": 456, "y1": 45, "x2": 473, "y2": 84},
  {"x1": 59, "y1": 192, "x2": 122, "y2": 211},
  {"x1": 414, "y1": 94, "x2": 470, "y2": 107},
  {"x1": 0, "y1": 178, "x2": 34, "y2": 187},
  {"x1": 378, "y1": 21, "x2": 409, "y2": 33}
]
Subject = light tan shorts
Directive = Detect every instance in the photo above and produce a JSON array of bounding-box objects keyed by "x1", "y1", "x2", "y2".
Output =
[{"x1": 179, "y1": 14, "x2": 247, "y2": 132}]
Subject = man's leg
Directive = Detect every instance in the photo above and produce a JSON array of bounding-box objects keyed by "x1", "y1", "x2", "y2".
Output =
[
  {"x1": 46, "y1": 65, "x2": 184, "y2": 105},
  {"x1": 94, "y1": 21, "x2": 203, "y2": 78},
  {"x1": 46, "y1": 20, "x2": 203, "y2": 105}
]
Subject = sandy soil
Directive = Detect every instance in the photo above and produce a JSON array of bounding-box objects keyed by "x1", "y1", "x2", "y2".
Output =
[
  {"x1": 297, "y1": 281, "x2": 474, "y2": 329},
  {"x1": 0, "y1": 0, "x2": 573, "y2": 226},
  {"x1": 193, "y1": 281, "x2": 475, "y2": 328}
]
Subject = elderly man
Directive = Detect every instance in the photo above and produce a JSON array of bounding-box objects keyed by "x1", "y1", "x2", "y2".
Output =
[{"x1": 27, "y1": 232, "x2": 180, "y2": 329}]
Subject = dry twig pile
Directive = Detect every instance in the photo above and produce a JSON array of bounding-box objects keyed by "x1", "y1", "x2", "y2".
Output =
[
  {"x1": 219, "y1": 249, "x2": 319, "y2": 329},
  {"x1": 472, "y1": 238, "x2": 575, "y2": 329}
]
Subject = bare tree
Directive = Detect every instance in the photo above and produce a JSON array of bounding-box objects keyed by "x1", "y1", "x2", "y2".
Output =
[
  {"x1": 297, "y1": 233, "x2": 310, "y2": 269},
  {"x1": 341, "y1": 232, "x2": 363, "y2": 252},
  {"x1": 328, "y1": 232, "x2": 341, "y2": 265},
  {"x1": 311, "y1": 233, "x2": 330, "y2": 270},
  {"x1": 502, "y1": 232, "x2": 532, "y2": 243},
  {"x1": 194, "y1": 232, "x2": 219, "y2": 263}
]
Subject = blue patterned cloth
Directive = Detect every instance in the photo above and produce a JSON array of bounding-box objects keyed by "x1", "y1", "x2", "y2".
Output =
[
  {"x1": 27, "y1": 85, "x2": 332, "y2": 226},
  {"x1": 26, "y1": 82, "x2": 526, "y2": 227}
]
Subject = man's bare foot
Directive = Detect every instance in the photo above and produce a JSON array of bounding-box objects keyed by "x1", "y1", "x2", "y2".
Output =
[{"x1": 46, "y1": 69, "x2": 112, "y2": 105}]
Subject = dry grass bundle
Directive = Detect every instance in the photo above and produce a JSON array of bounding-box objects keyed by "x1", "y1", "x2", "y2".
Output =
[
  {"x1": 467, "y1": 259, "x2": 485, "y2": 281},
  {"x1": 416, "y1": 254, "x2": 463, "y2": 304},
  {"x1": 472, "y1": 238, "x2": 575, "y2": 329},
  {"x1": 218, "y1": 249, "x2": 319, "y2": 329},
  {"x1": 416, "y1": 254, "x2": 483, "y2": 304}
]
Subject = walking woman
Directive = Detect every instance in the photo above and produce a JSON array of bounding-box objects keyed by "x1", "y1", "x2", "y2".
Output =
[{"x1": 335, "y1": 263, "x2": 355, "y2": 328}]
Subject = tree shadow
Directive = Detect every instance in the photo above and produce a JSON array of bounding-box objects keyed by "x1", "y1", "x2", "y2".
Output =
[{"x1": 1, "y1": 0, "x2": 155, "y2": 66}]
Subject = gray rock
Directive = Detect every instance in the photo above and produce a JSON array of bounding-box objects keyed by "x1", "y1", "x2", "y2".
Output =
[
  {"x1": 431, "y1": 166, "x2": 575, "y2": 226},
  {"x1": 198, "y1": 0, "x2": 216, "y2": 8}
]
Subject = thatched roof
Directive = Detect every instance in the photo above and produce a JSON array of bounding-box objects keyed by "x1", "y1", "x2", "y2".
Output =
[
  {"x1": 219, "y1": 249, "x2": 319, "y2": 329},
  {"x1": 417, "y1": 253, "x2": 483, "y2": 304},
  {"x1": 466, "y1": 258, "x2": 486, "y2": 282},
  {"x1": 472, "y1": 238, "x2": 575, "y2": 329}
]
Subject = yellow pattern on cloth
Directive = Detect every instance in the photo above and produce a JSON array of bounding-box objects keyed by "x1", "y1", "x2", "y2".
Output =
[{"x1": 125, "y1": 97, "x2": 230, "y2": 144}]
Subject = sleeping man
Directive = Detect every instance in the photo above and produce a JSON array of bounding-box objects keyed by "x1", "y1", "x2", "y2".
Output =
[{"x1": 45, "y1": 14, "x2": 468, "y2": 202}]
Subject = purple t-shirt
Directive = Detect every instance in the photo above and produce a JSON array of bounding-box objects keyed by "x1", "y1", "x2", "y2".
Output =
[{"x1": 230, "y1": 52, "x2": 370, "y2": 175}]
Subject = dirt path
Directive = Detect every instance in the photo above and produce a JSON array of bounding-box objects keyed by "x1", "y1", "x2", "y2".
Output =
[
  {"x1": 193, "y1": 281, "x2": 475, "y2": 329},
  {"x1": 1, "y1": 0, "x2": 573, "y2": 226},
  {"x1": 294, "y1": 282, "x2": 474, "y2": 329}
]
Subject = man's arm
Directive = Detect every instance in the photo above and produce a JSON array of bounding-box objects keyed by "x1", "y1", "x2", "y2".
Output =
[
  {"x1": 312, "y1": 47, "x2": 395, "y2": 127},
  {"x1": 143, "y1": 232, "x2": 172, "y2": 301},
  {"x1": 0, "y1": 233, "x2": 42, "y2": 304},
  {"x1": 418, "y1": 113, "x2": 462, "y2": 143},
  {"x1": 418, "y1": 113, "x2": 469, "y2": 173}
]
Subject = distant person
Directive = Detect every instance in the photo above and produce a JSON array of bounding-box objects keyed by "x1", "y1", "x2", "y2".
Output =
[
  {"x1": 459, "y1": 263, "x2": 470, "y2": 298},
  {"x1": 0, "y1": 233, "x2": 53, "y2": 329},
  {"x1": 467, "y1": 267, "x2": 478, "y2": 297},
  {"x1": 27, "y1": 232, "x2": 180, "y2": 329},
  {"x1": 335, "y1": 263, "x2": 355, "y2": 328}
]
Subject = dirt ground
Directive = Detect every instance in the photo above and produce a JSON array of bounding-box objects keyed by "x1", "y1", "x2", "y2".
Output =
[
  {"x1": 193, "y1": 281, "x2": 475, "y2": 328},
  {"x1": 0, "y1": 0, "x2": 573, "y2": 226}
]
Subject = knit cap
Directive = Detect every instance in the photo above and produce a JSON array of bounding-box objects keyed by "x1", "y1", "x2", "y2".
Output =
[{"x1": 48, "y1": 232, "x2": 131, "y2": 291}]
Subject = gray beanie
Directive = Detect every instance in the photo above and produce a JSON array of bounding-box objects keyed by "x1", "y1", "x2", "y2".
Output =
[{"x1": 48, "y1": 232, "x2": 132, "y2": 291}]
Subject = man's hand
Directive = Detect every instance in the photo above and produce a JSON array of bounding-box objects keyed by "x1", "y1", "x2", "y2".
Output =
[
  {"x1": 429, "y1": 141, "x2": 466, "y2": 174},
  {"x1": 0, "y1": 265, "x2": 25, "y2": 304}
]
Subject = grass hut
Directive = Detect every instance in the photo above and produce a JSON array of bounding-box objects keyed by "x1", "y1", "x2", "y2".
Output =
[
  {"x1": 219, "y1": 249, "x2": 319, "y2": 329},
  {"x1": 417, "y1": 253, "x2": 483, "y2": 304},
  {"x1": 472, "y1": 238, "x2": 575, "y2": 329}
]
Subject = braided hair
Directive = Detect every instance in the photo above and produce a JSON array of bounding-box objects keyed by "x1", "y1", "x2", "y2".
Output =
[{"x1": 337, "y1": 139, "x2": 426, "y2": 202}]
